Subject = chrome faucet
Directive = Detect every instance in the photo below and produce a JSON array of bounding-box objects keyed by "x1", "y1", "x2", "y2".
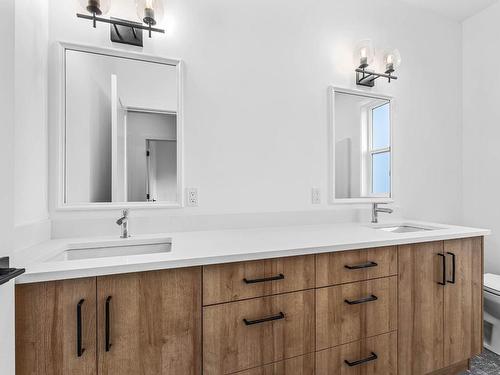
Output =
[
  {"x1": 372, "y1": 203, "x2": 393, "y2": 224},
  {"x1": 116, "y1": 209, "x2": 130, "y2": 238}
]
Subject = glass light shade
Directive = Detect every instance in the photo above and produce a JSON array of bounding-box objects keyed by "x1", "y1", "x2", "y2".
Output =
[
  {"x1": 355, "y1": 39, "x2": 375, "y2": 68},
  {"x1": 78, "y1": 0, "x2": 110, "y2": 15},
  {"x1": 384, "y1": 49, "x2": 402, "y2": 73},
  {"x1": 136, "y1": 0, "x2": 165, "y2": 25}
]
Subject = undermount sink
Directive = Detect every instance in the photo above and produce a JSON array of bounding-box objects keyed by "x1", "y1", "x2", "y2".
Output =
[
  {"x1": 46, "y1": 239, "x2": 172, "y2": 262},
  {"x1": 375, "y1": 225, "x2": 436, "y2": 233}
]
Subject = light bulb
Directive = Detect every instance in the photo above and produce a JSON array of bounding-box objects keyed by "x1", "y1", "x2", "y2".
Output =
[
  {"x1": 78, "y1": 0, "x2": 110, "y2": 15},
  {"x1": 355, "y1": 40, "x2": 374, "y2": 69},
  {"x1": 136, "y1": 0, "x2": 164, "y2": 26},
  {"x1": 384, "y1": 49, "x2": 402, "y2": 74}
]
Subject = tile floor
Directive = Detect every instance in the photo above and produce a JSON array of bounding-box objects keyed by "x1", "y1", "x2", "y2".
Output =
[{"x1": 462, "y1": 349, "x2": 500, "y2": 374}]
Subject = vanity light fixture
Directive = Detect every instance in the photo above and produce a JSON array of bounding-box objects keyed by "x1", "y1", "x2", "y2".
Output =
[
  {"x1": 76, "y1": 0, "x2": 165, "y2": 47},
  {"x1": 136, "y1": 0, "x2": 164, "y2": 37},
  {"x1": 383, "y1": 49, "x2": 402, "y2": 82},
  {"x1": 355, "y1": 41, "x2": 401, "y2": 87},
  {"x1": 356, "y1": 39, "x2": 375, "y2": 70}
]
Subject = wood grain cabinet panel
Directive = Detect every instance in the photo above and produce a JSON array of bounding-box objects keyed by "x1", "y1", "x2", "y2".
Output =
[
  {"x1": 398, "y1": 241, "x2": 445, "y2": 375},
  {"x1": 316, "y1": 332, "x2": 397, "y2": 375},
  {"x1": 203, "y1": 290, "x2": 315, "y2": 374},
  {"x1": 443, "y1": 237, "x2": 483, "y2": 366},
  {"x1": 15, "y1": 278, "x2": 97, "y2": 375},
  {"x1": 231, "y1": 354, "x2": 315, "y2": 375},
  {"x1": 96, "y1": 267, "x2": 201, "y2": 375},
  {"x1": 316, "y1": 246, "x2": 397, "y2": 287},
  {"x1": 398, "y1": 238, "x2": 484, "y2": 374},
  {"x1": 203, "y1": 255, "x2": 315, "y2": 305},
  {"x1": 316, "y1": 276, "x2": 397, "y2": 350}
]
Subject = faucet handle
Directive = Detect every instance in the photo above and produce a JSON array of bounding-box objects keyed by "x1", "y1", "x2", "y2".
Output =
[{"x1": 122, "y1": 209, "x2": 129, "y2": 217}]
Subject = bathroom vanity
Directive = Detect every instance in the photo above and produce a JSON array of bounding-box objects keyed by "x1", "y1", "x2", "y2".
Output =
[
  {"x1": 15, "y1": 42, "x2": 486, "y2": 375},
  {"x1": 13, "y1": 222, "x2": 488, "y2": 375}
]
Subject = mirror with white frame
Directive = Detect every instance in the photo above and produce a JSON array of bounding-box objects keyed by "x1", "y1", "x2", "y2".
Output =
[
  {"x1": 331, "y1": 88, "x2": 392, "y2": 203},
  {"x1": 62, "y1": 44, "x2": 182, "y2": 207}
]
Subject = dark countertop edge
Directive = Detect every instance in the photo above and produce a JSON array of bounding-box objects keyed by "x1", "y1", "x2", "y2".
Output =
[{"x1": 0, "y1": 268, "x2": 26, "y2": 286}]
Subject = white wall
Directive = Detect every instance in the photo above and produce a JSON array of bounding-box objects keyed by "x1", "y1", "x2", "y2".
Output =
[
  {"x1": 463, "y1": 2, "x2": 500, "y2": 273},
  {"x1": 13, "y1": 0, "x2": 51, "y2": 250},
  {"x1": 65, "y1": 50, "x2": 113, "y2": 203},
  {"x1": 1, "y1": 4, "x2": 17, "y2": 375},
  {"x1": 150, "y1": 140, "x2": 177, "y2": 202},
  {"x1": 0, "y1": 280, "x2": 16, "y2": 375},
  {"x1": 0, "y1": 0, "x2": 15, "y2": 257},
  {"x1": 126, "y1": 112, "x2": 176, "y2": 201},
  {"x1": 48, "y1": 0, "x2": 463, "y2": 237},
  {"x1": 335, "y1": 93, "x2": 362, "y2": 198}
]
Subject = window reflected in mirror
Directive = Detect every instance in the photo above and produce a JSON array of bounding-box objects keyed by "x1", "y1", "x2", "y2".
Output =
[{"x1": 333, "y1": 90, "x2": 392, "y2": 201}]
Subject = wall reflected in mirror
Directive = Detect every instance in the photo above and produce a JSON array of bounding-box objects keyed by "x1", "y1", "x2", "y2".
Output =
[
  {"x1": 333, "y1": 90, "x2": 392, "y2": 201},
  {"x1": 64, "y1": 49, "x2": 179, "y2": 204}
]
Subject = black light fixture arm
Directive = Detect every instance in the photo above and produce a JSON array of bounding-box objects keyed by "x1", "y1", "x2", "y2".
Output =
[
  {"x1": 355, "y1": 67, "x2": 398, "y2": 87},
  {"x1": 76, "y1": 13, "x2": 165, "y2": 35}
]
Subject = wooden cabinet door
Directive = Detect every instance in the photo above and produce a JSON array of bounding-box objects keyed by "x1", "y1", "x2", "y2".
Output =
[
  {"x1": 398, "y1": 241, "x2": 445, "y2": 375},
  {"x1": 97, "y1": 267, "x2": 201, "y2": 375},
  {"x1": 15, "y1": 278, "x2": 97, "y2": 375},
  {"x1": 443, "y1": 237, "x2": 483, "y2": 366}
]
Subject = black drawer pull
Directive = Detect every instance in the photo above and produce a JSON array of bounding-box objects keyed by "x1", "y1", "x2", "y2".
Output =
[
  {"x1": 437, "y1": 253, "x2": 446, "y2": 286},
  {"x1": 344, "y1": 261, "x2": 378, "y2": 270},
  {"x1": 243, "y1": 312, "x2": 285, "y2": 326},
  {"x1": 77, "y1": 299, "x2": 85, "y2": 357},
  {"x1": 345, "y1": 352, "x2": 378, "y2": 367},
  {"x1": 345, "y1": 294, "x2": 378, "y2": 305},
  {"x1": 105, "y1": 296, "x2": 112, "y2": 352},
  {"x1": 243, "y1": 274, "x2": 285, "y2": 284},
  {"x1": 447, "y1": 252, "x2": 456, "y2": 284}
]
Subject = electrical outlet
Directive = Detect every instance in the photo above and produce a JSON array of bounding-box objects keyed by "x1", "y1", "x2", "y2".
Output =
[
  {"x1": 312, "y1": 188, "x2": 321, "y2": 204},
  {"x1": 186, "y1": 188, "x2": 199, "y2": 207}
]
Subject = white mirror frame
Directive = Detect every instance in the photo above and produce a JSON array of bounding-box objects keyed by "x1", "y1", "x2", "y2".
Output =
[
  {"x1": 329, "y1": 86, "x2": 394, "y2": 205},
  {"x1": 53, "y1": 42, "x2": 184, "y2": 210}
]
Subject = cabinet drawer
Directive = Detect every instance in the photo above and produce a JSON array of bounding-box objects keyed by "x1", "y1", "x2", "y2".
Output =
[
  {"x1": 203, "y1": 255, "x2": 315, "y2": 305},
  {"x1": 316, "y1": 246, "x2": 397, "y2": 287},
  {"x1": 203, "y1": 290, "x2": 315, "y2": 374},
  {"x1": 316, "y1": 332, "x2": 397, "y2": 375},
  {"x1": 231, "y1": 353, "x2": 315, "y2": 375},
  {"x1": 316, "y1": 277, "x2": 398, "y2": 350}
]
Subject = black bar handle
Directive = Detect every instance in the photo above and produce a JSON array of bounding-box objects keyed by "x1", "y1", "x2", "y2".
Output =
[
  {"x1": 447, "y1": 252, "x2": 456, "y2": 284},
  {"x1": 437, "y1": 253, "x2": 446, "y2": 286},
  {"x1": 243, "y1": 273, "x2": 285, "y2": 284},
  {"x1": 344, "y1": 261, "x2": 378, "y2": 270},
  {"x1": 243, "y1": 312, "x2": 285, "y2": 326},
  {"x1": 77, "y1": 299, "x2": 85, "y2": 357},
  {"x1": 105, "y1": 296, "x2": 112, "y2": 352},
  {"x1": 345, "y1": 352, "x2": 378, "y2": 367},
  {"x1": 345, "y1": 294, "x2": 378, "y2": 305}
]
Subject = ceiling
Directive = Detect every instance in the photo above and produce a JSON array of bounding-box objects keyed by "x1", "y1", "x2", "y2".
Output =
[{"x1": 396, "y1": 0, "x2": 498, "y2": 21}]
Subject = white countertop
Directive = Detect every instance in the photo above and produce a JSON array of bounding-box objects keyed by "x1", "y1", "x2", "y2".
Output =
[{"x1": 13, "y1": 221, "x2": 490, "y2": 284}]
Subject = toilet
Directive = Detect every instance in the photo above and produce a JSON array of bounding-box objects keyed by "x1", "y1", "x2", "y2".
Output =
[{"x1": 484, "y1": 273, "x2": 500, "y2": 354}]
